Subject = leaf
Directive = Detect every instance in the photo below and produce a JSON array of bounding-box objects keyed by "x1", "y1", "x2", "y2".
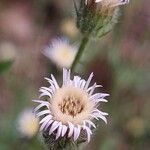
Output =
[{"x1": 0, "y1": 60, "x2": 13, "y2": 74}]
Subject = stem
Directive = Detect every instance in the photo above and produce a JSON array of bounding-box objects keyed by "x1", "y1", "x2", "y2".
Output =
[{"x1": 71, "y1": 35, "x2": 89, "y2": 72}]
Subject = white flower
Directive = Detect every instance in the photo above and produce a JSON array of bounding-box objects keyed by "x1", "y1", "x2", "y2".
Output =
[
  {"x1": 43, "y1": 38, "x2": 77, "y2": 69},
  {"x1": 33, "y1": 69, "x2": 109, "y2": 142},
  {"x1": 86, "y1": 0, "x2": 129, "y2": 7},
  {"x1": 17, "y1": 108, "x2": 39, "y2": 138}
]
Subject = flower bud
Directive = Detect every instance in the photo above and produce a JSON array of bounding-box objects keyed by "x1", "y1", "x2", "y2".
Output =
[{"x1": 75, "y1": 0, "x2": 129, "y2": 37}]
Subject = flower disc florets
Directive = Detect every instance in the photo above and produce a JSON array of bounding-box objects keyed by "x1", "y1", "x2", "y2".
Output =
[{"x1": 33, "y1": 69, "x2": 109, "y2": 142}]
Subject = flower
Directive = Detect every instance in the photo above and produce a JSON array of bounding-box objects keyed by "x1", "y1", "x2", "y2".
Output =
[
  {"x1": 17, "y1": 108, "x2": 39, "y2": 138},
  {"x1": 43, "y1": 38, "x2": 77, "y2": 69},
  {"x1": 33, "y1": 69, "x2": 109, "y2": 142}
]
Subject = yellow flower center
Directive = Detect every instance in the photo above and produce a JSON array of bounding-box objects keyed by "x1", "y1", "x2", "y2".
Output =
[
  {"x1": 59, "y1": 95, "x2": 84, "y2": 117},
  {"x1": 50, "y1": 87, "x2": 94, "y2": 125}
]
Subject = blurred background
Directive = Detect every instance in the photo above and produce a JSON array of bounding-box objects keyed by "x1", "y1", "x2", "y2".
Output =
[{"x1": 0, "y1": 0, "x2": 150, "y2": 150}]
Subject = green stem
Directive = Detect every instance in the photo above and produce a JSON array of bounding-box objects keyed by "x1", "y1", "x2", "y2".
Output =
[{"x1": 71, "y1": 35, "x2": 89, "y2": 72}]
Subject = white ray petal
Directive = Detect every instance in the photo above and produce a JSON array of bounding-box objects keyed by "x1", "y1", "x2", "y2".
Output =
[
  {"x1": 32, "y1": 100, "x2": 49, "y2": 105},
  {"x1": 44, "y1": 77, "x2": 53, "y2": 82},
  {"x1": 90, "y1": 93, "x2": 109, "y2": 100},
  {"x1": 39, "y1": 92, "x2": 52, "y2": 99},
  {"x1": 73, "y1": 76, "x2": 81, "y2": 87},
  {"x1": 66, "y1": 69, "x2": 71, "y2": 86},
  {"x1": 44, "y1": 120, "x2": 53, "y2": 131},
  {"x1": 44, "y1": 77, "x2": 54, "y2": 86},
  {"x1": 63, "y1": 68, "x2": 67, "y2": 86},
  {"x1": 56, "y1": 123, "x2": 62, "y2": 140},
  {"x1": 34, "y1": 103, "x2": 49, "y2": 113},
  {"x1": 73, "y1": 125, "x2": 81, "y2": 141},
  {"x1": 84, "y1": 73, "x2": 93, "y2": 90},
  {"x1": 39, "y1": 88, "x2": 49, "y2": 94},
  {"x1": 40, "y1": 87, "x2": 53, "y2": 93},
  {"x1": 49, "y1": 121, "x2": 60, "y2": 135},
  {"x1": 73, "y1": 126, "x2": 77, "y2": 141},
  {"x1": 88, "y1": 83, "x2": 96, "y2": 95},
  {"x1": 92, "y1": 113, "x2": 107, "y2": 124},
  {"x1": 39, "y1": 88, "x2": 52, "y2": 96},
  {"x1": 44, "y1": 79, "x2": 56, "y2": 93},
  {"x1": 36, "y1": 110, "x2": 50, "y2": 117},
  {"x1": 51, "y1": 74, "x2": 59, "y2": 89},
  {"x1": 61, "y1": 125, "x2": 68, "y2": 137},
  {"x1": 92, "y1": 98, "x2": 108, "y2": 103},
  {"x1": 80, "y1": 79, "x2": 86, "y2": 89},
  {"x1": 83, "y1": 126, "x2": 92, "y2": 143},
  {"x1": 84, "y1": 120, "x2": 96, "y2": 128},
  {"x1": 50, "y1": 83, "x2": 56, "y2": 92},
  {"x1": 40, "y1": 118, "x2": 51, "y2": 131},
  {"x1": 93, "y1": 109, "x2": 108, "y2": 116},
  {"x1": 68, "y1": 122, "x2": 74, "y2": 137},
  {"x1": 39, "y1": 115, "x2": 52, "y2": 124},
  {"x1": 87, "y1": 83, "x2": 102, "y2": 95},
  {"x1": 89, "y1": 114, "x2": 99, "y2": 120}
]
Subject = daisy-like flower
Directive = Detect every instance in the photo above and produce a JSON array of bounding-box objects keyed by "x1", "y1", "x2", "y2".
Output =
[
  {"x1": 17, "y1": 108, "x2": 39, "y2": 138},
  {"x1": 33, "y1": 69, "x2": 109, "y2": 142},
  {"x1": 86, "y1": 0, "x2": 129, "y2": 7},
  {"x1": 43, "y1": 38, "x2": 77, "y2": 69}
]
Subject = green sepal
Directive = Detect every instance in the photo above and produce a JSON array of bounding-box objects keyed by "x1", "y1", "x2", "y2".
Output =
[
  {"x1": 42, "y1": 132, "x2": 79, "y2": 150},
  {"x1": 94, "y1": 8, "x2": 120, "y2": 38},
  {"x1": 75, "y1": 0, "x2": 120, "y2": 38}
]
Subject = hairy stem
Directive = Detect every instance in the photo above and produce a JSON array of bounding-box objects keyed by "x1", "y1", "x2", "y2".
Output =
[{"x1": 71, "y1": 35, "x2": 89, "y2": 72}]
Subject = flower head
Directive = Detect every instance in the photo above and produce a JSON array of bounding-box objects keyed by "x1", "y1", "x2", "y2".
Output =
[
  {"x1": 33, "y1": 69, "x2": 109, "y2": 142},
  {"x1": 43, "y1": 38, "x2": 77, "y2": 69},
  {"x1": 17, "y1": 108, "x2": 39, "y2": 138}
]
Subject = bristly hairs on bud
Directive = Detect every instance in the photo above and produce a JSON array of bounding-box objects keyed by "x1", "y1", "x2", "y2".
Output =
[
  {"x1": 73, "y1": 0, "x2": 121, "y2": 38},
  {"x1": 75, "y1": 0, "x2": 98, "y2": 36},
  {"x1": 93, "y1": 6, "x2": 120, "y2": 37}
]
